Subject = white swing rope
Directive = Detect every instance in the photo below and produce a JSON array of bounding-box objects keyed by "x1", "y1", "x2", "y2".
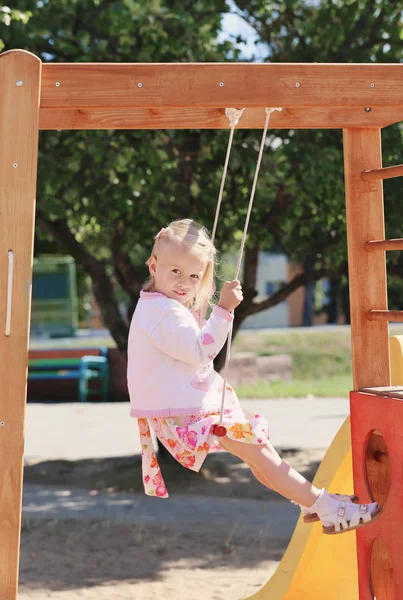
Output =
[
  {"x1": 198, "y1": 107, "x2": 245, "y2": 328},
  {"x1": 211, "y1": 108, "x2": 245, "y2": 245},
  {"x1": 214, "y1": 107, "x2": 282, "y2": 428}
]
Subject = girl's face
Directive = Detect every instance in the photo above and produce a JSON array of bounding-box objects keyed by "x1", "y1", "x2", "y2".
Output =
[{"x1": 148, "y1": 244, "x2": 207, "y2": 305}]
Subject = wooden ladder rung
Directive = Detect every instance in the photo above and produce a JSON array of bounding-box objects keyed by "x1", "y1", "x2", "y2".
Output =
[
  {"x1": 365, "y1": 239, "x2": 403, "y2": 252},
  {"x1": 361, "y1": 163, "x2": 403, "y2": 182},
  {"x1": 368, "y1": 310, "x2": 403, "y2": 322}
]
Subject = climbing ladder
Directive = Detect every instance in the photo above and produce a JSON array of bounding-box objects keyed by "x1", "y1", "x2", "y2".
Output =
[{"x1": 344, "y1": 130, "x2": 402, "y2": 600}]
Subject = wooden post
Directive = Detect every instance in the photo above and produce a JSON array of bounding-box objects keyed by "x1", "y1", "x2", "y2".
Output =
[
  {"x1": 343, "y1": 128, "x2": 390, "y2": 389},
  {"x1": 344, "y1": 129, "x2": 391, "y2": 599},
  {"x1": 0, "y1": 50, "x2": 41, "y2": 599}
]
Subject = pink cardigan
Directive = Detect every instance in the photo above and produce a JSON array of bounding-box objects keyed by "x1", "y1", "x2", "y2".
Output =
[{"x1": 127, "y1": 291, "x2": 234, "y2": 418}]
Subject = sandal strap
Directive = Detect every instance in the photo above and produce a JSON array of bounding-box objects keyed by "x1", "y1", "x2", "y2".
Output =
[
  {"x1": 300, "y1": 492, "x2": 357, "y2": 516},
  {"x1": 348, "y1": 504, "x2": 372, "y2": 528},
  {"x1": 337, "y1": 503, "x2": 373, "y2": 530},
  {"x1": 336, "y1": 502, "x2": 349, "y2": 529}
]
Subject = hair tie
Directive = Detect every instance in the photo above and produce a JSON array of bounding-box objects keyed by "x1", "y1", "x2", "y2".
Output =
[{"x1": 155, "y1": 227, "x2": 168, "y2": 241}]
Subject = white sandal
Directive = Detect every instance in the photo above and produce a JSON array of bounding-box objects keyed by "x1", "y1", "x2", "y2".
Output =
[
  {"x1": 310, "y1": 489, "x2": 382, "y2": 535},
  {"x1": 300, "y1": 493, "x2": 359, "y2": 523}
]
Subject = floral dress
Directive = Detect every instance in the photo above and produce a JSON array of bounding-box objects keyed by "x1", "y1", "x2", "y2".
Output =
[{"x1": 138, "y1": 390, "x2": 270, "y2": 498}]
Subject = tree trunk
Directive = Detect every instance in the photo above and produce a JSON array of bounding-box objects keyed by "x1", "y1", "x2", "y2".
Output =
[
  {"x1": 327, "y1": 278, "x2": 340, "y2": 324},
  {"x1": 214, "y1": 245, "x2": 259, "y2": 372},
  {"x1": 111, "y1": 226, "x2": 144, "y2": 300},
  {"x1": 302, "y1": 256, "x2": 314, "y2": 327},
  {"x1": 89, "y1": 262, "x2": 129, "y2": 351},
  {"x1": 37, "y1": 213, "x2": 129, "y2": 351},
  {"x1": 341, "y1": 279, "x2": 351, "y2": 324}
]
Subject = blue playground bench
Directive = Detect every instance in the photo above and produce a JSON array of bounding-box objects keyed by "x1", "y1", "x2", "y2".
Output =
[{"x1": 28, "y1": 347, "x2": 110, "y2": 402}]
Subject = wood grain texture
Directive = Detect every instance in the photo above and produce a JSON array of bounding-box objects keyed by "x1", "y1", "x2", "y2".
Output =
[
  {"x1": 39, "y1": 63, "x2": 403, "y2": 109},
  {"x1": 362, "y1": 163, "x2": 403, "y2": 182},
  {"x1": 365, "y1": 239, "x2": 403, "y2": 252},
  {"x1": 38, "y1": 106, "x2": 403, "y2": 130},
  {"x1": 368, "y1": 310, "x2": 403, "y2": 322},
  {"x1": 343, "y1": 129, "x2": 390, "y2": 389},
  {"x1": 0, "y1": 49, "x2": 41, "y2": 600},
  {"x1": 370, "y1": 537, "x2": 394, "y2": 600}
]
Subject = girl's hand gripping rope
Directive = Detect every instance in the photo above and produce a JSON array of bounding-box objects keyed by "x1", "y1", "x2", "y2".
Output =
[
  {"x1": 211, "y1": 280, "x2": 243, "y2": 439},
  {"x1": 218, "y1": 280, "x2": 243, "y2": 313}
]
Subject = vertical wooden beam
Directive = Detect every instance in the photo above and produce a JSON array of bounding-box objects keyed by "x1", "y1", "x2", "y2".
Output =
[
  {"x1": 343, "y1": 128, "x2": 390, "y2": 389},
  {"x1": 0, "y1": 50, "x2": 41, "y2": 599}
]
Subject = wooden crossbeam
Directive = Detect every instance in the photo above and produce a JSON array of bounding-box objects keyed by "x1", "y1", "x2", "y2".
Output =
[
  {"x1": 368, "y1": 310, "x2": 403, "y2": 322},
  {"x1": 39, "y1": 62, "x2": 403, "y2": 109},
  {"x1": 365, "y1": 239, "x2": 403, "y2": 252},
  {"x1": 361, "y1": 163, "x2": 403, "y2": 182},
  {"x1": 38, "y1": 106, "x2": 403, "y2": 130}
]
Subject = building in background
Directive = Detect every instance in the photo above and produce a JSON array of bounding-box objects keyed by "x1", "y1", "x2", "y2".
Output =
[
  {"x1": 241, "y1": 253, "x2": 289, "y2": 328},
  {"x1": 227, "y1": 252, "x2": 341, "y2": 329}
]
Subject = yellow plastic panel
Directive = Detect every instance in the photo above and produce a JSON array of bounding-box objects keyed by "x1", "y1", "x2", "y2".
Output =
[{"x1": 245, "y1": 417, "x2": 358, "y2": 600}]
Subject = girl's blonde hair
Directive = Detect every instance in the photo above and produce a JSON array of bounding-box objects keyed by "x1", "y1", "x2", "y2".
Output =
[{"x1": 143, "y1": 219, "x2": 217, "y2": 313}]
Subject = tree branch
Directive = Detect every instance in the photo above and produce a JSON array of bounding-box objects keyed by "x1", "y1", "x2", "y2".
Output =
[
  {"x1": 36, "y1": 211, "x2": 129, "y2": 350},
  {"x1": 247, "y1": 262, "x2": 348, "y2": 316},
  {"x1": 111, "y1": 224, "x2": 144, "y2": 301}
]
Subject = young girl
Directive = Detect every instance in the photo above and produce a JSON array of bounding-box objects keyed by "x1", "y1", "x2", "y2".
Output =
[{"x1": 128, "y1": 218, "x2": 382, "y2": 535}]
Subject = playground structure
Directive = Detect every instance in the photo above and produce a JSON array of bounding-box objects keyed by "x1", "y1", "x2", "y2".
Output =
[{"x1": 2, "y1": 49, "x2": 403, "y2": 599}]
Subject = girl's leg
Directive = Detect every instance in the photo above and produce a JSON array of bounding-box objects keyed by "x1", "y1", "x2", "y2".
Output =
[
  {"x1": 219, "y1": 437, "x2": 382, "y2": 534},
  {"x1": 220, "y1": 436, "x2": 320, "y2": 508},
  {"x1": 221, "y1": 442, "x2": 279, "y2": 492},
  {"x1": 248, "y1": 463, "x2": 278, "y2": 491}
]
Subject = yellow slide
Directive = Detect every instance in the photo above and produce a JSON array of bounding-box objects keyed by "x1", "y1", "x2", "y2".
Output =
[
  {"x1": 245, "y1": 416, "x2": 358, "y2": 600},
  {"x1": 245, "y1": 336, "x2": 403, "y2": 599},
  {"x1": 245, "y1": 336, "x2": 403, "y2": 600}
]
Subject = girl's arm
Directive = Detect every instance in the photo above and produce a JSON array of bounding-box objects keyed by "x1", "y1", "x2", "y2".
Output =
[{"x1": 150, "y1": 304, "x2": 233, "y2": 366}]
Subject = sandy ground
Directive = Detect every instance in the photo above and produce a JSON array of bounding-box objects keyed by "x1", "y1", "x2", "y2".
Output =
[
  {"x1": 19, "y1": 518, "x2": 282, "y2": 600},
  {"x1": 18, "y1": 448, "x2": 324, "y2": 600}
]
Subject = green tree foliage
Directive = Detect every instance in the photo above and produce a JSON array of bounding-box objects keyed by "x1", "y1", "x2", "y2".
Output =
[
  {"x1": 2, "y1": 0, "x2": 247, "y2": 352},
  {"x1": 0, "y1": 5, "x2": 31, "y2": 51},
  {"x1": 2, "y1": 0, "x2": 403, "y2": 358},
  {"x1": 231, "y1": 0, "x2": 403, "y2": 319}
]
